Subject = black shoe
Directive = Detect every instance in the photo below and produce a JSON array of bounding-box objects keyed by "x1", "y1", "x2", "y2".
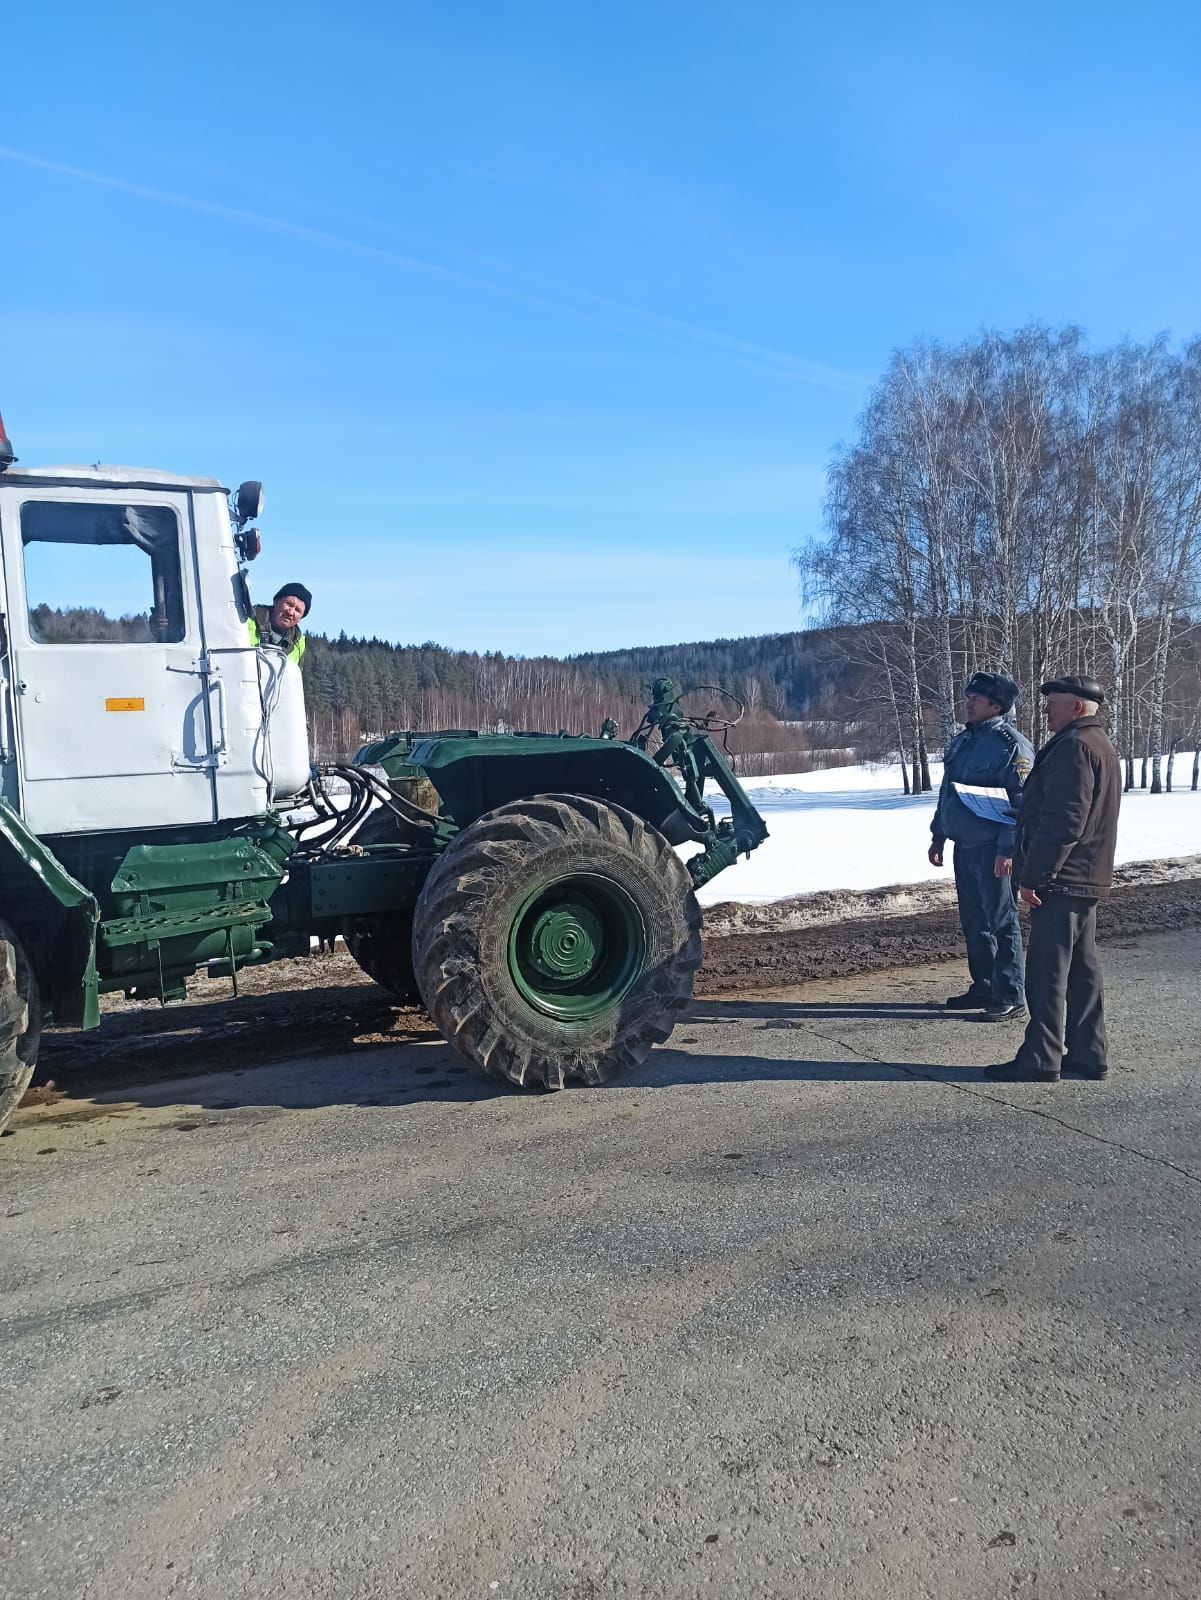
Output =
[
  {"x1": 945, "y1": 990, "x2": 989, "y2": 1010},
  {"x1": 983, "y1": 1060, "x2": 1061, "y2": 1083},
  {"x1": 982, "y1": 1003, "x2": 1027, "y2": 1023},
  {"x1": 1061, "y1": 1060, "x2": 1109, "y2": 1080}
]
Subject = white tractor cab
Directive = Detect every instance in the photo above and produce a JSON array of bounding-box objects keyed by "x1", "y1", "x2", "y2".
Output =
[{"x1": 0, "y1": 415, "x2": 310, "y2": 835}]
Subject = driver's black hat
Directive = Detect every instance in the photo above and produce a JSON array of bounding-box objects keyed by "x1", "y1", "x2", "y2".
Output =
[
  {"x1": 1039, "y1": 673, "x2": 1104, "y2": 703},
  {"x1": 965, "y1": 671, "x2": 1018, "y2": 714},
  {"x1": 273, "y1": 582, "x2": 313, "y2": 617}
]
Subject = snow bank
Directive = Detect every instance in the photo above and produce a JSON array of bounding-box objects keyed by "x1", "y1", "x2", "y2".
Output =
[{"x1": 697, "y1": 755, "x2": 1201, "y2": 906}]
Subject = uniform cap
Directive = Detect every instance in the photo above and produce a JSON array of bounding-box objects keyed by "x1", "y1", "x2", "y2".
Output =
[
  {"x1": 965, "y1": 671, "x2": 1018, "y2": 714},
  {"x1": 1039, "y1": 673, "x2": 1104, "y2": 704},
  {"x1": 273, "y1": 582, "x2": 312, "y2": 617}
]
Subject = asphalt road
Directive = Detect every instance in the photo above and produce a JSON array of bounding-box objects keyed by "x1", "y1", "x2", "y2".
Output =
[{"x1": 3, "y1": 930, "x2": 1200, "y2": 1600}]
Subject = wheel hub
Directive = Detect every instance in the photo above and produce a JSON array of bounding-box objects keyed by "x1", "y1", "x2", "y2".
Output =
[
  {"x1": 507, "y1": 873, "x2": 646, "y2": 1020},
  {"x1": 526, "y1": 902, "x2": 604, "y2": 982}
]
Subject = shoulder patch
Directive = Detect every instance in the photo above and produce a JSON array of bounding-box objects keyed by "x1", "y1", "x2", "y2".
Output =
[{"x1": 992, "y1": 721, "x2": 1033, "y2": 777}]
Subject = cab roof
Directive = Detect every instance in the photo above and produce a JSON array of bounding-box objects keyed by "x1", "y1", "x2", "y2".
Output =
[{"x1": 1, "y1": 464, "x2": 227, "y2": 492}]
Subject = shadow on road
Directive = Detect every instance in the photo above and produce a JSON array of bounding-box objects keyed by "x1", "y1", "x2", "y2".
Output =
[
  {"x1": 18, "y1": 989, "x2": 998, "y2": 1130},
  {"x1": 690, "y1": 997, "x2": 974, "y2": 1023},
  {"x1": 26, "y1": 1043, "x2": 519, "y2": 1123},
  {"x1": 24, "y1": 1043, "x2": 986, "y2": 1133},
  {"x1": 631, "y1": 1049, "x2": 985, "y2": 1088},
  {"x1": 36, "y1": 982, "x2": 427, "y2": 1093}
]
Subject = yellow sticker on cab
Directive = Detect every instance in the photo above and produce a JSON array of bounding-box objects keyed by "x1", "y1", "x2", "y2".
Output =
[{"x1": 105, "y1": 697, "x2": 146, "y2": 712}]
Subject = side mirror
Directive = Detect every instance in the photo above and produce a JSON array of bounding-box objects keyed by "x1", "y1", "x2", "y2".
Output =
[
  {"x1": 235, "y1": 528, "x2": 262, "y2": 562},
  {"x1": 234, "y1": 480, "x2": 264, "y2": 527}
]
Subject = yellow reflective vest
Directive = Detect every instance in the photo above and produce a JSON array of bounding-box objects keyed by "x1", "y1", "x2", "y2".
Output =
[{"x1": 248, "y1": 610, "x2": 306, "y2": 665}]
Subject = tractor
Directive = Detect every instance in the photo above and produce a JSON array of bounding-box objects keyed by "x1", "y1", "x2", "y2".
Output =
[{"x1": 0, "y1": 412, "x2": 768, "y2": 1132}]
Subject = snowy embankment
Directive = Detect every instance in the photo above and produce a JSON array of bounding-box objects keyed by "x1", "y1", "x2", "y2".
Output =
[{"x1": 695, "y1": 756, "x2": 1201, "y2": 923}]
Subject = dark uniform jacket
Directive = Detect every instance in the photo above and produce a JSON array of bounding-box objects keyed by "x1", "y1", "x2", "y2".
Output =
[
  {"x1": 1014, "y1": 716, "x2": 1121, "y2": 899},
  {"x1": 248, "y1": 605, "x2": 305, "y2": 665},
  {"x1": 932, "y1": 716, "x2": 1034, "y2": 855}
]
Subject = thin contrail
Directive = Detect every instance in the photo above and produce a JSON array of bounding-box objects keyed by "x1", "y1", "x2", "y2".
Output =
[{"x1": 1, "y1": 145, "x2": 866, "y2": 390}]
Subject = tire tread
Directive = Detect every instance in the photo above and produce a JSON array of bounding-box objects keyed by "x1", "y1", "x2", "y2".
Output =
[{"x1": 413, "y1": 793, "x2": 701, "y2": 1091}]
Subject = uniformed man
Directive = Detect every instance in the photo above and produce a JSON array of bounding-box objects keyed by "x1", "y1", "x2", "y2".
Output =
[
  {"x1": 985, "y1": 673, "x2": 1120, "y2": 1083},
  {"x1": 929, "y1": 671, "x2": 1034, "y2": 1021},
  {"x1": 248, "y1": 582, "x2": 311, "y2": 665}
]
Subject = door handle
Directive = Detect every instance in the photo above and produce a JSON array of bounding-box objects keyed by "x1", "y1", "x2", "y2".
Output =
[{"x1": 209, "y1": 671, "x2": 228, "y2": 764}]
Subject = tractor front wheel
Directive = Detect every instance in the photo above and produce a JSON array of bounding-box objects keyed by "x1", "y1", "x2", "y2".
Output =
[
  {"x1": 412, "y1": 794, "x2": 702, "y2": 1089},
  {"x1": 0, "y1": 920, "x2": 41, "y2": 1135}
]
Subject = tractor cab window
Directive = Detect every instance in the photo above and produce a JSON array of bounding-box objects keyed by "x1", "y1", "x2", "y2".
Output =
[{"x1": 20, "y1": 501, "x2": 186, "y2": 645}]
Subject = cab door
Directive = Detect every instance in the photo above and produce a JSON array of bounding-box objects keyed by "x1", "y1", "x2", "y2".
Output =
[
  {"x1": 0, "y1": 486, "x2": 217, "y2": 835},
  {"x1": 0, "y1": 543, "x2": 17, "y2": 811}
]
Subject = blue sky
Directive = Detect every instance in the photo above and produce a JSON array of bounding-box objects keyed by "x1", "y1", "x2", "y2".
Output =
[{"x1": 5, "y1": 1, "x2": 1200, "y2": 654}]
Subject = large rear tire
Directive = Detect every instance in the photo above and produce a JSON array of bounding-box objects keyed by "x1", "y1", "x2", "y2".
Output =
[
  {"x1": 412, "y1": 794, "x2": 702, "y2": 1089},
  {"x1": 0, "y1": 920, "x2": 41, "y2": 1135}
]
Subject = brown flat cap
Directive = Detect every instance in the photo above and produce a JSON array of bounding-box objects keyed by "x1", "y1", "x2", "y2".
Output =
[{"x1": 1040, "y1": 674, "x2": 1104, "y2": 703}]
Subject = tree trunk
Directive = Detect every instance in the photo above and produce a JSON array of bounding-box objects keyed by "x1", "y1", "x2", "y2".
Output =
[
  {"x1": 1107, "y1": 632, "x2": 1126, "y2": 776},
  {"x1": 883, "y1": 645, "x2": 911, "y2": 795},
  {"x1": 932, "y1": 610, "x2": 957, "y2": 751},
  {"x1": 1148, "y1": 610, "x2": 1170, "y2": 794},
  {"x1": 906, "y1": 622, "x2": 926, "y2": 794}
]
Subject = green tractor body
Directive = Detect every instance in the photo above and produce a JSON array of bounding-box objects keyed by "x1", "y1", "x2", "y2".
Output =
[{"x1": 0, "y1": 422, "x2": 768, "y2": 1128}]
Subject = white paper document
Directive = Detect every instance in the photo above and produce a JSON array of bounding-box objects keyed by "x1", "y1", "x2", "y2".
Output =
[{"x1": 952, "y1": 783, "x2": 1017, "y2": 824}]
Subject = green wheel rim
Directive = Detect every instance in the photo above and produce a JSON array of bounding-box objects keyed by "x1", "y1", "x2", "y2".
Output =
[{"x1": 507, "y1": 873, "x2": 647, "y2": 1020}]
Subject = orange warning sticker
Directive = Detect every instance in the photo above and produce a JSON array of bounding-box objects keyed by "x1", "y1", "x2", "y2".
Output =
[{"x1": 105, "y1": 697, "x2": 146, "y2": 712}]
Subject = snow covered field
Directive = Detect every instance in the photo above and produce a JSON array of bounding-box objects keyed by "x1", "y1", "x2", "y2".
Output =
[{"x1": 698, "y1": 756, "x2": 1201, "y2": 907}]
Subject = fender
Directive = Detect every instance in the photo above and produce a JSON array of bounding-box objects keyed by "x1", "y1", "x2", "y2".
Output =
[
  {"x1": 0, "y1": 798, "x2": 100, "y2": 1027},
  {"x1": 401, "y1": 733, "x2": 708, "y2": 844}
]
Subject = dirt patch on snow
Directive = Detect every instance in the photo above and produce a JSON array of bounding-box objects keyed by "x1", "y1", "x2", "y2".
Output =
[
  {"x1": 698, "y1": 868, "x2": 1201, "y2": 993},
  {"x1": 700, "y1": 853, "x2": 1201, "y2": 937}
]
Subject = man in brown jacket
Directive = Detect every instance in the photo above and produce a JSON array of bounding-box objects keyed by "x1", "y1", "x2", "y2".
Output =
[{"x1": 985, "y1": 674, "x2": 1121, "y2": 1084}]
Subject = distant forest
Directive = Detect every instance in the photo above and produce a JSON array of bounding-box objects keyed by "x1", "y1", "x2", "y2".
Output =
[{"x1": 300, "y1": 629, "x2": 852, "y2": 773}]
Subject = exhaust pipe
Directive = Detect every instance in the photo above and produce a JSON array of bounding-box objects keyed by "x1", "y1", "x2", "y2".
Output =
[{"x1": 0, "y1": 410, "x2": 15, "y2": 471}]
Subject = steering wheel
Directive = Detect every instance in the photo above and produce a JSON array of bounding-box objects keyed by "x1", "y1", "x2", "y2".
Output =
[{"x1": 679, "y1": 683, "x2": 745, "y2": 733}]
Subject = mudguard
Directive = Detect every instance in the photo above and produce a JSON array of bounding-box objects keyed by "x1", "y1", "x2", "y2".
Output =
[
  {"x1": 394, "y1": 733, "x2": 707, "y2": 844},
  {"x1": 0, "y1": 799, "x2": 100, "y2": 1027}
]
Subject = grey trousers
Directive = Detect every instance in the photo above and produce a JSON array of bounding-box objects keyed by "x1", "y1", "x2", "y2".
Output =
[{"x1": 1019, "y1": 894, "x2": 1107, "y2": 1074}]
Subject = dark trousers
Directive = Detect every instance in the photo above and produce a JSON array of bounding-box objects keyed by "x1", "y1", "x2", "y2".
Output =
[
  {"x1": 952, "y1": 842, "x2": 1024, "y2": 1007},
  {"x1": 1019, "y1": 894, "x2": 1108, "y2": 1074}
]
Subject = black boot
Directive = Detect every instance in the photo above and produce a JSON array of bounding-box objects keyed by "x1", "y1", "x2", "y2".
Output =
[
  {"x1": 1061, "y1": 1059, "x2": 1109, "y2": 1080},
  {"x1": 982, "y1": 1002, "x2": 1027, "y2": 1022},
  {"x1": 984, "y1": 1059, "x2": 1061, "y2": 1083},
  {"x1": 945, "y1": 989, "x2": 989, "y2": 1010}
]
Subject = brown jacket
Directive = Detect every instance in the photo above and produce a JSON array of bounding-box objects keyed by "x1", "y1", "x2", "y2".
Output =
[{"x1": 1014, "y1": 716, "x2": 1121, "y2": 898}]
